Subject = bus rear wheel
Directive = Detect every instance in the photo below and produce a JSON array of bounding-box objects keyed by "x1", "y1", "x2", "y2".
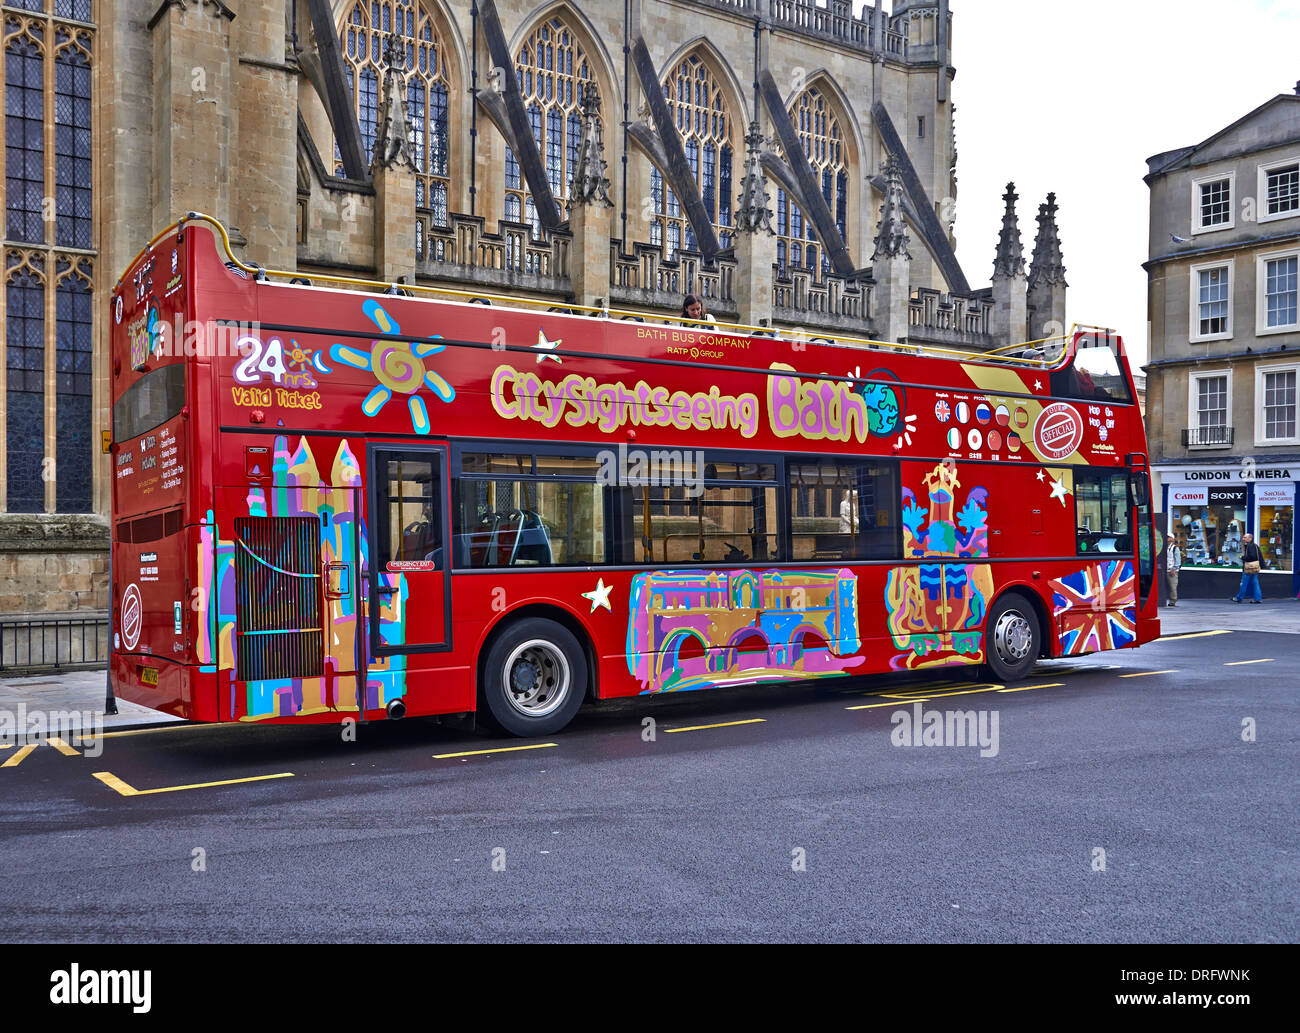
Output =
[
  {"x1": 985, "y1": 592, "x2": 1041, "y2": 683},
  {"x1": 481, "y1": 618, "x2": 587, "y2": 737}
]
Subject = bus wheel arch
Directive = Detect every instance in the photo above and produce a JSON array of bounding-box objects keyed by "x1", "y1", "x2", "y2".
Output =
[
  {"x1": 984, "y1": 588, "x2": 1047, "y2": 683},
  {"x1": 477, "y1": 605, "x2": 596, "y2": 736}
]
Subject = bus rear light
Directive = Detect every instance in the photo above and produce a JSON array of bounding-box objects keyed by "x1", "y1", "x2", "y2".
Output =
[{"x1": 250, "y1": 409, "x2": 265, "y2": 424}]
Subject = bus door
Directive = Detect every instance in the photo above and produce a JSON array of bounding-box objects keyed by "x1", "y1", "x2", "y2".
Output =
[
  {"x1": 1128, "y1": 454, "x2": 1155, "y2": 609},
  {"x1": 221, "y1": 482, "x2": 361, "y2": 718},
  {"x1": 366, "y1": 446, "x2": 451, "y2": 667}
]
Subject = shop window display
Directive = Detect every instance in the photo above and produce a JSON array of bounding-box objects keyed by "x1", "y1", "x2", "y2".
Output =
[
  {"x1": 1171, "y1": 498, "x2": 1248, "y2": 568},
  {"x1": 1256, "y1": 503, "x2": 1293, "y2": 572}
]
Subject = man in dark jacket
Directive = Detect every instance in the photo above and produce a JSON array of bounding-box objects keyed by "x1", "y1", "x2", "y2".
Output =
[{"x1": 1232, "y1": 533, "x2": 1264, "y2": 603}]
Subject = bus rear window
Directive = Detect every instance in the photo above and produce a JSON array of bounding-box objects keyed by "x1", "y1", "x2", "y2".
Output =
[
  {"x1": 113, "y1": 364, "x2": 185, "y2": 441},
  {"x1": 1050, "y1": 338, "x2": 1132, "y2": 404}
]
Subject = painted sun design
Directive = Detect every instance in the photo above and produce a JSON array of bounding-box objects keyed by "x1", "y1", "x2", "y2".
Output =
[
  {"x1": 894, "y1": 412, "x2": 917, "y2": 450},
  {"x1": 327, "y1": 298, "x2": 455, "y2": 434}
]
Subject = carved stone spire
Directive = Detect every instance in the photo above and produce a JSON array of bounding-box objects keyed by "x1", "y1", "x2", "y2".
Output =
[
  {"x1": 1028, "y1": 191, "x2": 1067, "y2": 288},
  {"x1": 992, "y1": 182, "x2": 1025, "y2": 279},
  {"x1": 371, "y1": 30, "x2": 416, "y2": 172},
  {"x1": 871, "y1": 155, "x2": 911, "y2": 260},
  {"x1": 734, "y1": 121, "x2": 774, "y2": 235},
  {"x1": 568, "y1": 82, "x2": 612, "y2": 208}
]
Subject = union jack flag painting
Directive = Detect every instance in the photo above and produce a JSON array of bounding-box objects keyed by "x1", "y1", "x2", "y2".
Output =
[
  {"x1": 935, "y1": 400, "x2": 951, "y2": 422},
  {"x1": 1049, "y1": 561, "x2": 1137, "y2": 655}
]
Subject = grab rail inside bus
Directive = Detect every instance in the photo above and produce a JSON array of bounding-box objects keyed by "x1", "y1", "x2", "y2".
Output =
[{"x1": 122, "y1": 212, "x2": 1101, "y2": 370}]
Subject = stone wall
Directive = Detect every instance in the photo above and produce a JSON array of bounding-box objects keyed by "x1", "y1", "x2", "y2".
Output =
[{"x1": 0, "y1": 516, "x2": 109, "y2": 616}]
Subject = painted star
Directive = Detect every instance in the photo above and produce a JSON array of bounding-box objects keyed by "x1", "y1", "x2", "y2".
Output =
[
  {"x1": 1049, "y1": 475, "x2": 1070, "y2": 505},
  {"x1": 582, "y1": 578, "x2": 613, "y2": 613},
  {"x1": 1036, "y1": 468, "x2": 1046, "y2": 482},
  {"x1": 534, "y1": 328, "x2": 562, "y2": 364},
  {"x1": 1034, "y1": 379, "x2": 1043, "y2": 391}
]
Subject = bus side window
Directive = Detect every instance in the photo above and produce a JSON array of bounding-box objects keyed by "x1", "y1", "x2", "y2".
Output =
[
  {"x1": 787, "y1": 458, "x2": 900, "y2": 562},
  {"x1": 452, "y1": 453, "x2": 606, "y2": 568},
  {"x1": 1073, "y1": 469, "x2": 1131, "y2": 555}
]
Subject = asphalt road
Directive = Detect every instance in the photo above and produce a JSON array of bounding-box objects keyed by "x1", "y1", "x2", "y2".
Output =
[{"x1": 1, "y1": 629, "x2": 1295, "y2": 943}]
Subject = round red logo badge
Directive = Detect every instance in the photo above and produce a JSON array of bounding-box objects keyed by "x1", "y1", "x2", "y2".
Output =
[
  {"x1": 1033, "y1": 403, "x2": 1084, "y2": 460},
  {"x1": 122, "y1": 583, "x2": 143, "y2": 651}
]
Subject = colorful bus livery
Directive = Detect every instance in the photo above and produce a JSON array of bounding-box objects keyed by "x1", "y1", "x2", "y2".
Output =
[
  {"x1": 626, "y1": 568, "x2": 862, "y2": 693},
  {"x1": 109, "y1": 215, "x2": 1159, "y2": 737}
]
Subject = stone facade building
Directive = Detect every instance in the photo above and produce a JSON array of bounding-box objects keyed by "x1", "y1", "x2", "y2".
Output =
[
  {"x1": 0, "y1": 0, "x2": 1069, "y2": 649},
  {"x1": 1144, "y1": 86, "x2": 1300, "y2": 598}
]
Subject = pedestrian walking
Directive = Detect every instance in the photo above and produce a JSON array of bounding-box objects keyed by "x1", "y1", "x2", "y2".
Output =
[
  {"x1": 1166, "y1": 538, "x2": 1182, "y2": 607},
  {"x1": 1231, "y1": 533, "x2": 1264, "y2": 603}
]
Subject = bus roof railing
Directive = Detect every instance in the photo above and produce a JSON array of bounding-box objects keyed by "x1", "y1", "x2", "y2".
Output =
[{"x1": 123, "y1": 213, "x2": 1111, "y2": 371}]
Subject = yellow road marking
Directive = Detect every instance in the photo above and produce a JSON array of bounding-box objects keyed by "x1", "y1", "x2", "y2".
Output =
[
  {"x1": 1224, "y1": 658, "x2": 1274, "y2": 666},
  {"x1": 75, "y1": 723, "x2": 213, "y2": 744},
  {"x1": 848, "y1": 685, "x2": 1009, "y2": 710},
  {"x1": 861, "y1": 678, "x2": 972, "y2": 696},
  {"x1": 1, "y1": 742, "x2": 12, "y2": 749},
  {"x1": 2, "y1": 744, "x2": 38, "y2": 767},
  {"x1": 1160, "y1": 630, "x2": 1232, "y2": 641},
  {"x1": 433, "y1": 742, "x2": 558, "y2": 759},
  {"x1": 92, "y1": 770, "x2": 294, "y2": 796},
  {"x1": 997, "y1": 682, "x2": 1064, "y2": 693},
  {"x1": 1119, "y1": 670, "x2": 1179, "y2": 678},
  {"x1": 45, "y1": 736, "x2": 80, "y2": 756},
  {"x1": 849, "y1": 698, "x2": 932, "y2": 710},
  {"x1": 664, "y1": 719, "x2": 766, "y2": 733}
]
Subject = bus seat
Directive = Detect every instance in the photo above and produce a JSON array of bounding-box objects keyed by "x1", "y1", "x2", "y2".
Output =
[{"x1": 510, "y1": 510, "x2": 552, "y2": 565}]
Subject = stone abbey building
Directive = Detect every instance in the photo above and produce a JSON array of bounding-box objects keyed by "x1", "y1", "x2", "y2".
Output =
[{"x1": 0, "y1": 0, "x2": 1069, "y2": 639}]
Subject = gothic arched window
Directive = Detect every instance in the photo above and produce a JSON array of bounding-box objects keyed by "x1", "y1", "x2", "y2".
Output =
[
  {"x1": 341, "y1": 0, "x2": 451, "y2": 224},
  {"x1": 5, "y1": 251, "x2": 45, "y2": 512},
  {"x1": 652, "y1": 54, "x2": 736, "y2": 257},
  {"x1": 508, "y1": 16, "x2": 599, "y2": 238},
  {"x1": 776, "y1": 85, "x2": 849, "y2": 277},
  {"x1": 3, "y1": 3, "x2": 97, "y2": 516}
]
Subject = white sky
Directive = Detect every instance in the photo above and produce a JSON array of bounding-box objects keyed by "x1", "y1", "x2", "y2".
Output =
[{"x1": 932, "y1": 0, "x2": 1300, "y2": 368}]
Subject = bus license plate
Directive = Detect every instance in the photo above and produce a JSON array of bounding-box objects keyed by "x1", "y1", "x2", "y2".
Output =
[{"x1": 141, "y1": 666, "x2": 159, "y2": 686}]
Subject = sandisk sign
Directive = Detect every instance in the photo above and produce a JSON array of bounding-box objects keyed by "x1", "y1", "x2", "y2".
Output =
[{"x1": 1257, "y1": 483, "x2": 1295, "y2": 505}]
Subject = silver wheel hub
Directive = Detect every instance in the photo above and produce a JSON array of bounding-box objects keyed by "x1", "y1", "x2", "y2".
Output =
[
  {"x1": 503, "y1": 639, "x2": 570, "y2": 718},
  {"x1": 993, "y1": 610, "x2": 1033, "y2": 663}
]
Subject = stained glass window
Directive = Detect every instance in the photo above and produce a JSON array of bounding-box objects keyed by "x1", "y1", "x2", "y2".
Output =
[
  {"x1": 3, "y1": 3, "x2": 97, "y2": 516},
  {"x1": 509, "y1": 16, "x2": 598, "y2": 238},
  {"x1": 6, "y1": 256, "x2": 46, "y2": 512},
  {"x1": 655, "y1": 54, "x2": 736, "y2": 255},
  {"x1": 341, "y1": 1, "x2": 452, "y2": 224},
  {"x1": 776, "y1": 85, "x2": 850, "y2": 276},
  {"x1": 55, "y1": 259, "x2": 92, "y2": 512},
  {"x1": 5, "y1": 29, "x2": 45, "y2": 244},
  {"x1": 54, "y1": 31, "x2": 92, "y2": 249},
  {"x1": 55, "y1": 2, "x2": 95, "y2": 21}
]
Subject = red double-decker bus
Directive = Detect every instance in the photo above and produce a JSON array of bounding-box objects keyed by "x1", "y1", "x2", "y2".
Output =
[{"x1": 108, "y1": 215, "x2": 1158, "y2": 735}]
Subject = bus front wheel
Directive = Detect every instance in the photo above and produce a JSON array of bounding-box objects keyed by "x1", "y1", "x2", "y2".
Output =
[
  {"x1": 985, "y1": 593, "x2": 1041, "y2": 683},
  {"x1": 481, "y1": 618, "x2": 587, "y2": 737}
]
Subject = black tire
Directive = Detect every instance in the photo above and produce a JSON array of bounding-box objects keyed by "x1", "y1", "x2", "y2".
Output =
[
  {"x1": 480, "y1": 618, "x2": 587, "y2": 737},
  {"x1": 984, "y1": 592, "x2": 1041, "y2": 683}
]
